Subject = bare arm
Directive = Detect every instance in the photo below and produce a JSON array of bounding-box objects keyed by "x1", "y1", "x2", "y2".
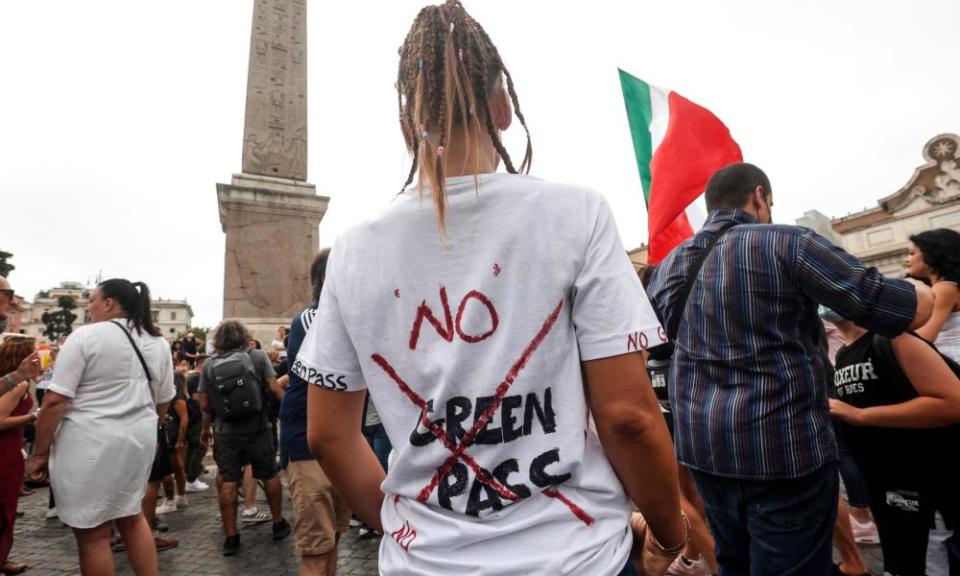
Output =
[
  {"x1": 307, "y1": 387, "x2": 385, "y2": 532},
  {"x1": 1, "y1": 352, "x2": 40, "y2": 397},
  {"x1": 907, "y1": 280, "x2": 935, "y2": 332},
  {"x1": 156, "y1": 401, "x2": 170, "y2": 422},
  {"x1": 0, "y1": 381, "x2": 28, "y2": 418},
  {"x1": 582, "y1": 352, "x2": 684, "y2": 549},
  {"x1": 915, "y1": 282, "x2": 958, "y2": 341},
  {"x1": 28, "y1": 390, "x2": 71, "y2": 481},
  {"x1": 198, "y1": 392, "x2": 214, "y2": 444},
  {"x1": 0, "y1": 412, "x2": 37, "y2": 430},
  {"x1": 267, "y1": 376, "x2": 284, "y2": 400},
  {"x1": 276, "y1": 374, "x2": 289, "y2": 392},
  {"x1": 830, "y1": 334, "x2": 960, "y2": 428},
  {"x1": 174, "y1": 399, "x2": 188, "y2": 445}
]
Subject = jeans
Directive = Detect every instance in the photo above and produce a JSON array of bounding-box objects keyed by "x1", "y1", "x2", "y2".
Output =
[
  {"x1": 690, "y1": 463, "x2": 839, "y2": 576},
  {"x1": 362, "y1": 423, "x2": 392, "y2": 473}
]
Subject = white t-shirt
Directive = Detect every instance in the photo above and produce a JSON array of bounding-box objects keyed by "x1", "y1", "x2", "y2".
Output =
[{"x1": 295, "y1": 174, "x2": 664, "y2": 576}]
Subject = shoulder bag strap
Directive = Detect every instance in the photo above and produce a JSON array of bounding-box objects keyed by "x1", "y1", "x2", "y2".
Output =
[
  {"x1": 109, "y1": 320, "x2": 153, "y2": 383},
  {"x1": 667, "y1": 222, "x2": 738, "y2": 340}
]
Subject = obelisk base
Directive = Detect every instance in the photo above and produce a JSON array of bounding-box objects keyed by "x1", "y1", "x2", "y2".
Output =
[{"x1": 217, "y1": 173, "x2": 329, "y2": 342}]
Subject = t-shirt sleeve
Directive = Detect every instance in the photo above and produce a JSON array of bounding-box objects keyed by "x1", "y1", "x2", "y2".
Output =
[
  {"x1": 291, "y1": 244, "x2": 367, "y2": 392},
  {"x1": 253, "y1": 349, "x2": 276, "y2": 381},
  {"x1": 285, "y1": 311, "x2": 309, "y2": 388},
  {"x1": 154, "y1": 342, "x2": 176, "y2": 404},
  {"x1": 46, "y1": 329, "x2": 86, "y2": 399},
  {"x1": 572, "y1": 195, "x2": 666, "y2": 361}
]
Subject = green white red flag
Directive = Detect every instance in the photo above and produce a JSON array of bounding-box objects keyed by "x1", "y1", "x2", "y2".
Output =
[{"x1": 618, "y1": 69, "x2": 743, "y2": 264}]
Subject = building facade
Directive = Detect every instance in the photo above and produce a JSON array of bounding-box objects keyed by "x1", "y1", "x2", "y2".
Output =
[
  {"x1": 18, "y1": 281, "x2": 194, "y2": 342},
  {"x1": 798, "y1": 133, "x2": 960, "y2": 276}
]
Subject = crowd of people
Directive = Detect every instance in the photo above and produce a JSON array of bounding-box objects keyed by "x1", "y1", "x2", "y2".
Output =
[{"x1": 1, "y1": 1, "x2": 959, "y2": 575}]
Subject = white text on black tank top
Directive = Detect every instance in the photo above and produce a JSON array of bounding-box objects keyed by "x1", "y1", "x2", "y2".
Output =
[{"x1": 834, "y1": 359, "x2": 878, "y2": 397}]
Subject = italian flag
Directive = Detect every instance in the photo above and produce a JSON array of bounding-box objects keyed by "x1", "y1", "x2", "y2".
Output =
[{"x1": 618, "y1": 69, "x2": 743, "y2": 264}]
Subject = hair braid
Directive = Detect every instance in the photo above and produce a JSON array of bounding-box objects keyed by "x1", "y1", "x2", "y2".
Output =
[{"x1": 396, "y1": 1, "x2": 534, "y2": 235}]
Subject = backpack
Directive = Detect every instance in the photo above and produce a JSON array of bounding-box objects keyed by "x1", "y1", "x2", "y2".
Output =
[{"x1": 206, "y1": 350, "x2": 263, "y2": 422}]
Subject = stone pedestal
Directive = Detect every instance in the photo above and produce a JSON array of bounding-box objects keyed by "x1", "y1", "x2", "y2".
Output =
[{"x1": 217, "y1": 173, "x2": 328, "y2": 342}]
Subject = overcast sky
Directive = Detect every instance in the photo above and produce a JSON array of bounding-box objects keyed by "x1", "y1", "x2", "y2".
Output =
[{"x1": 2, "y1": 1, "x2": 957, "y2": 326}]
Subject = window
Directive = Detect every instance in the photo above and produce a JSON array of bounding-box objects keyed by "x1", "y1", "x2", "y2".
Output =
[
  {"x1": 151, "y1": 311, "x2": 159, "y2": 323},
  {"x1": 171, "y1": 311, "x2": 177, "y2": 321},
  {"x1": 170, "y1": 328, "x2": 176, "y2": 333}
]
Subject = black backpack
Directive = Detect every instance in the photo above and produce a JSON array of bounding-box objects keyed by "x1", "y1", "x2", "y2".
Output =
[{"x1": 206, "y1": 350, "x2": 263, "y2": 422}]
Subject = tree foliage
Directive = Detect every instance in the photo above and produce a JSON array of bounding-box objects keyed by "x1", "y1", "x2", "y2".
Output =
[
  {"x1": 42, "y1": 295, "x2": 78, "y2": 342},
  {"x1": 0, "y1": 250, "x2": 14, "y2": 278}
]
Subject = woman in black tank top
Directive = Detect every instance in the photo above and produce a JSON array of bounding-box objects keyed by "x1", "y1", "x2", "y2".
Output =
[{"x1": 828, "y1": 314, "x2": 960, "y2": 576}]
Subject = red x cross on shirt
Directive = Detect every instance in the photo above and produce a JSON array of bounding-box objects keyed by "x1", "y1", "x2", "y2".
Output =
[{"x1": 371, "y1": 298, "x2": 595, "y2": 526}]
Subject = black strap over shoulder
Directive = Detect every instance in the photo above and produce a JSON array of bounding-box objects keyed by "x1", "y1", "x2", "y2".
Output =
[
  {"x1": 110, "y1": 320, "x2": 153, "y2": 383},
  {"x1": 667, "y1": 222, "x2": 738, "y2": 340}
]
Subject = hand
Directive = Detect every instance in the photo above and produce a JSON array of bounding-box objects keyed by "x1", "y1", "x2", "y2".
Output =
[
  {"x1": 630, "y1": 513, "x2": 679, "y2": 576},
  {"x1": 200, "y1": 429, "x2": 212, "y2": 446},
  {"x1": 175, "y1": 439, "x2": 186, "y2": 451},
  {"x1": 29, "y1": 453, "x2": 49, "y2": 483},
  {"x1": 15, "y1": 352, "x2": 41, "y2": 381},
  {"x1": 829, "y1": 398, "x2": 864, "y2": 425}
]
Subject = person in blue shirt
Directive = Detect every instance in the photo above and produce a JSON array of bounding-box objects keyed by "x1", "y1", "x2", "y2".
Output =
[
  {"x1": 647, "y1": 163, "x2": 934, "y2": 576},
  {"x1": 282, "y1": 249, "x2": 351, "y2": 576}
]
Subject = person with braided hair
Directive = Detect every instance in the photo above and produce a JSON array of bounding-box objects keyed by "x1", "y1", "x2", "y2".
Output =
[
  {"x1": 28, "y1": 279, "x2": 175, "y2": 576},
  {"x1": 297, "y1": 2, "x2": 685, "y2": 575}
]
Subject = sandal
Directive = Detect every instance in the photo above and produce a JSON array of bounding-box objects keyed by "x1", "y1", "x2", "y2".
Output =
[
  {"x1": 1, "y1": 560, "x2": 29, "y2": 575},
  {"x1": 155, "y1": 535, "x2": 179, "y2": 552}
]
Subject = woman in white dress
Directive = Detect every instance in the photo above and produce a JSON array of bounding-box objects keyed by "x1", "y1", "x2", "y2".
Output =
[
  {"x1": 30, "y1": 279, "x2": 175, "y2": 576},
  {"x1": 906, "y1": 229, "x2": 960, "y2": 361}
]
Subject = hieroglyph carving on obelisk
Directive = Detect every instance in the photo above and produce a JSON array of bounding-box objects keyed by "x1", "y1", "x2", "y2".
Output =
[{"x1": 242, "y1": 0, "x2": 307, "y2": 181}]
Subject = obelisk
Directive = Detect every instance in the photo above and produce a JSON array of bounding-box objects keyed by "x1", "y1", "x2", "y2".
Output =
[{"x1": 217, "y1": 0, "x2": 328, "y2": 342}]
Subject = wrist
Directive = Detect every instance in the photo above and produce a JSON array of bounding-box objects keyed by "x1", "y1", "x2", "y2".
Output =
[
  {"x1": 2, "y1": 373, "x2": 18, "y2": 391},
  {"x1": 649, "y1": 511, "x2": 690, "y2": 557}
]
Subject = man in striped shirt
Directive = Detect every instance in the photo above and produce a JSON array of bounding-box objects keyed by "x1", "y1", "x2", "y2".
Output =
[{"x1": 647, "y1": 163, "x2": 933, "y2": 575}]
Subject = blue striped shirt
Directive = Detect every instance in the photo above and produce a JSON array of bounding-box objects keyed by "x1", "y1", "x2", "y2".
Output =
[{"x1": 647, "y1": 209, "x2": 917, "y2": 479}]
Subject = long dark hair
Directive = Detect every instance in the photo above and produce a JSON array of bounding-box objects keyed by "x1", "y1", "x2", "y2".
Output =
[
  {"x1": 910, "y1": 229, "x2": 960, "y2": 283},
  {"x1": 98, "y1": 278, "x2": 160, "y2": 336}
]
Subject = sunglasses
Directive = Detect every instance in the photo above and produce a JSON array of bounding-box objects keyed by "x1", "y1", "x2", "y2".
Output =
[{"x1": 0, "y1": 289, "x2": 13, "y2": 300}]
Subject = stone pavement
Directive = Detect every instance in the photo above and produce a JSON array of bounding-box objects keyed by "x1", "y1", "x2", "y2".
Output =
[
  {"x1": 11, "y1": 477, "x2": 380, "y2": 576},
  {"x1": 12, "y1": 478, "x2": 885, "y2": 575}
]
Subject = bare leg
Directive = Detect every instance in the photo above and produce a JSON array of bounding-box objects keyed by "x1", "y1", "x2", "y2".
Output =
[
  {"x1": 243, "y1": 466, "x2": 258, "y2": 511},
  {"x1": 142, "y1": 481, "x2": 161, "y2": 530},
  {"x1": 263, "y1": 475, "x2": 284, "y2": 523},
  {"x1": 74, "y1": 522, "x2": 116, "y2": 576},
  {"x1": 172, "y1": 449, "x2": 187, "y2": 497},
  {"x1": 219, "y1": 481, "x2": 239, "y2": 537},
  {"x1": 834, "y1": 497, "x2": 868, "y2": 575},
  {"x1": 115, "y1": 513, "x2": 159, "y2": 576},
  {"x1": 161, "y1": 474, "x2": 175, "y2": 502}
]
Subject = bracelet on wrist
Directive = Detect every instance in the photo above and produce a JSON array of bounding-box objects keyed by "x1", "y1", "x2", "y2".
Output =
[
  {"x1": 649, "y1": 511, "x2": 690, "y2": 556},
  {"x1": 2, "y1": 373, "x2": 17, "y2": 391}
]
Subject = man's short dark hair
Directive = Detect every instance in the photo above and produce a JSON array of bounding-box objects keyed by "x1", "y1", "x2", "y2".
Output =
[
  {"x1": 704, "y1": 163, "x2": 771, "y2": 212},
  {"x1": 311, "y1": 248, "x2": 331, "y2": 304}
]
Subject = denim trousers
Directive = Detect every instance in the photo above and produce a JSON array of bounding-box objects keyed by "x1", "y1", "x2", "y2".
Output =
[
  {"x1": 690, "y1": 462, "x2": 839, "y2": 576},
  {"x1": 362, "y1": 423, "x2": 392, "y2": 473}
]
